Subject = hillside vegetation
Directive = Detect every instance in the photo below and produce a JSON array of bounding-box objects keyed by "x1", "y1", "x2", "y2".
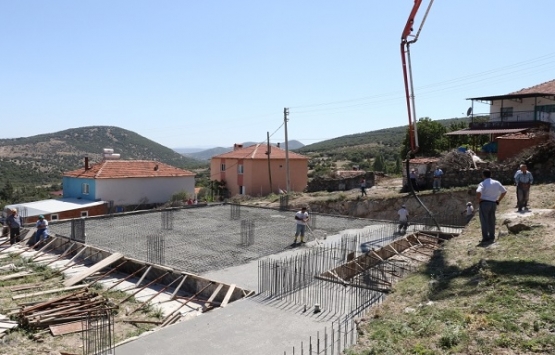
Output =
[
  {"x1": 298, "y1": 117, "x2": 469, "y2": 153},
  {"x1": 0, "y1": 126, "x2": 208, "y2": 188}
]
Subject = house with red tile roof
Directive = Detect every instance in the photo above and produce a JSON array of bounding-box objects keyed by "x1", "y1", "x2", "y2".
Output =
[
  {"x1": 63, "y1": 157, "x2": 195, "y2": 209},
  {"x1": 210, "y1": 143, "x2": 309, "y2": 197},
  {"x1": 447, "y1": 79, "x2": 555, "y2": 159}
]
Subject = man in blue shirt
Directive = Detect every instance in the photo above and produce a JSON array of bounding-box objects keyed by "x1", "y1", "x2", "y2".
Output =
[
  {"x1": 432, "y1": 166, "x2": 443, "y2": 193},
  {"x1": 514, "y1": 164, "x2": 533, "y2": 212},
  {"x1": 476, "y1": 169, "x2": 507, "y2": 245}
]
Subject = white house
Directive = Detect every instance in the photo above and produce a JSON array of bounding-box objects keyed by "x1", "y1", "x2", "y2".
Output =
[
  {"x1": 63, "y1": 157, "x2": 196, "y2": 210},
  {"x1": 446, "y1": 79, "x2": 555, "y2": 160}
]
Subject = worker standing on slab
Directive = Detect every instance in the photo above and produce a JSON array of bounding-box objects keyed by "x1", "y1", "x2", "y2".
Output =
[
  {"x1": 6, "y1": 208, "x2": 21, "y2": 245},
  {"x1": 397, "y1": 205, "x2": 409, "y2": 234},
  {"x1": 293, "y1": 206, "x2": 309, "y2": 245},
  {"x1": 476, "y1": 169, "x2": 507, "y2": 245},
  {"x1": 514, "y1": 164, "x2": 533, "y2": 212}
]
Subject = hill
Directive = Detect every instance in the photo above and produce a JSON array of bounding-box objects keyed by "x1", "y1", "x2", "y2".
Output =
[
  {"x1": 297, "y1": 117, "x2": 469, "y2": 154},
  {"x1": 0, "y1": 126, "x2": 208, "y2": 188},
  {"x1": 186, "y1": 140, "x2": 305, "y2": 161}
]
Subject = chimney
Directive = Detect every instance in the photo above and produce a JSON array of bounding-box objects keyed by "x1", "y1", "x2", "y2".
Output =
[
  {"x1": 234, "y1": 143, "x2": 243, "y2": 151},
  {"x1": 84, "y1": 156, "x2": 89, "y2": 170}
]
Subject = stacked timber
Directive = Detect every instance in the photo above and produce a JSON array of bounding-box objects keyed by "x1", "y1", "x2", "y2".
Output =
[{"x1": 16, "y1": 289, "x2": 115, "y2": 329}]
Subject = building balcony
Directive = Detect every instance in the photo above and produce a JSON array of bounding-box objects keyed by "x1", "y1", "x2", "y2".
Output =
[{"x1": 469, "y1": 110, "x2": 551, "y2": 130}]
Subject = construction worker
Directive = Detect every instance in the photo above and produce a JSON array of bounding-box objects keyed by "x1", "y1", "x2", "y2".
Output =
[
  {"x1": 397, "y1": 205, "x2": 409, "y2": 234},
  {"x1": 462, "y1": 202, "x2": 474, "y2": 224},
  {"x1": 6, "y1": 208, "x2": 21, "y2": 245},
  {"x1": 293, "y1": 207, "x2": 310, "y2": 244}
]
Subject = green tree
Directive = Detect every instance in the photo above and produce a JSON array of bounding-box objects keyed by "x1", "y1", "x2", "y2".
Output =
[
  {"x1": 373, "y1": 154, "x2": 387, "y2": 173},
  {"x1": 0, "y1": 181, "x2": 14, "y2": 202},
  {"x1": 401, "y1": 117, "x2": 448, "y2": 157},
  {"x1": 394, "y1": 154, "x2": 402, "y2": 174}
]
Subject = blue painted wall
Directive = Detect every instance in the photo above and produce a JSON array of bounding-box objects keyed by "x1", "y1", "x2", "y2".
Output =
[{"x1": 63, "y1": 177, "x2": 97, "y2": 200}]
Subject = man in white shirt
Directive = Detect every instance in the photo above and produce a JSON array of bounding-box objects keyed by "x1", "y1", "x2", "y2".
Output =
[
  {"x1": 397, "y1": 205, "x2": 409, "y2": 233},
  {"x1": 476, "y1": 169, "x2": 507, "y2": 245},
  {"x1": 462, "y1": 202, "x2": 474, "y2": 224},
  {"x1": 293, "y1": 207, "x2": 310, "y2": 244}
]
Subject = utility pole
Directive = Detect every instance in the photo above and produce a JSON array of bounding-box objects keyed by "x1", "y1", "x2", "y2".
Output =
[
  {"x1": 266, "y1": 131, "x2": 273, "y2": 194},
  {"x1": 283, "y1": 107, "x2": 290, "y2": 194}
]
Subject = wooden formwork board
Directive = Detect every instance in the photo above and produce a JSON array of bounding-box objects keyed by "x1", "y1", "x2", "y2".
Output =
[{"x1": 64, "y1": 253, "x2": 123, "y2": 287}]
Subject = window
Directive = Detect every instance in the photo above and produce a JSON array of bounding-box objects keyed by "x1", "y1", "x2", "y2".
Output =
[
  {"x1": 220, "y1": 163, "x2": 226, "y2": 171},
  {"x1": 51, "y1": 214, "x2": 59, "y2": 221},
  {"x1": 80, "y1": 211, "x2": 89, "y2": 218},
  {"x1": 501, "y1": 107, "x2": 513, "y2": 118},
  {"x1": 239, "y1": 186, "x2": 245, "y2": 195},
  {"x1": 238, "y1": 164, "x2": 244, "y2": 174},
  {"x1": 81, "y1": 183, "x2": 90, "y2": 195}
]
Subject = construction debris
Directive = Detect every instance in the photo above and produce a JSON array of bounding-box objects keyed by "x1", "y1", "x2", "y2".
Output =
[{"x1": 16, "y1": 289, "x2": 115, "y2": 330}]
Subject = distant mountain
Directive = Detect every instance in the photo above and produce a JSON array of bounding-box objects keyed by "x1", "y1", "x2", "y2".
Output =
[
  {"x1": 0, "y1": 126, "x2": 209, "y2": 188},
  {"x1": 185, "y1": 140, "x2": 305, "y2": 161},
  {"x1": 173, "y1": 147, "x2": 207, "y2": 154}
]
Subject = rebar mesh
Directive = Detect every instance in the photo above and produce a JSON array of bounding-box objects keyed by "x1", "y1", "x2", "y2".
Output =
[
  {"x1": 147, "y1": 234, "x2": 165, "y2": 265},
  {"x1": 240, "y1": 219, "x2": 255, "y2": 247},
  {"x1": 48, "y1": 206, "x2": 463, "y2": 275},
  {"x1": 71, "y1": 218, "x2": 86, "y2": 243},
  {"x1": 48, "y1": 206, "x2": 380, "y2": 274},
  {"x1": 82, "y1": 310, "x2": 115, "y2": 355},
  {"x1": 161, "y1": 210, "x2": 173, "y2": 230},
  {"x1": 230, "y1": 204, "x2": 241, "y2": 220}
]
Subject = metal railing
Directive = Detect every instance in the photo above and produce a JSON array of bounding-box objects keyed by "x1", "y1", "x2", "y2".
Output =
[{"x1": 469, "y1": 110, "x2": 552, "y2": 129}]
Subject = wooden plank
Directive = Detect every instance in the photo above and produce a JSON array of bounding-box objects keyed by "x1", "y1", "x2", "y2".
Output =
[
  {"x1": 122, "y1": 319, "x2": 162, "y2": 325},
  {"x1": 0, "y1": 321, "x2": 18, "y2": 330},
  {"x1": 219, "y1": 284, "x2": 236, "y2": 308},
  {"x1": 9, "y1": 283, "x2": 45, "y2": 292},
  {"x1": 49, "y1": 321, "x2": 85, "y2": 336},
  {"x1": 12, "y1": 284, "x2": 89, "y2": 300},
  {"x1": 0, "y1": 271, "x2": 34, "y2": 281},
  {"x1": 64, "y1": 253, "x2": 123, "y2": 287},
  {"x1": 204, "y1": 283, "x2": 223, "y2": 308}
]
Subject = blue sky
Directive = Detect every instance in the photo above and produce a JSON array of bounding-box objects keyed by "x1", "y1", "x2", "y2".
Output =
[{"x1": 2, "y1": 1, "x2": 554, "y2": 149}]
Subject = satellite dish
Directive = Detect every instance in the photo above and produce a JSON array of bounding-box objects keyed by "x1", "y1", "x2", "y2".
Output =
[{"x1": 466, "y1": 107, "x2": 473, "y2": 116}]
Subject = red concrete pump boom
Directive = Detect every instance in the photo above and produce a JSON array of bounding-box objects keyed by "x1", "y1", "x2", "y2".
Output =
[{"x1": 401, "y1": 0, "x2": 434, "y2": 154}]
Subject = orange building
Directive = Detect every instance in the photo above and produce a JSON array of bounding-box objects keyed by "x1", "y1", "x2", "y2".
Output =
[{"x1": 210, "y1": 144, "x2": 309, "y2": 197}]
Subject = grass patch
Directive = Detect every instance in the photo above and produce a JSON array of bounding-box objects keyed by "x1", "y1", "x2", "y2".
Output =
[{"x1": 349, "y1": 184, "x2": 555, "y2": 354}]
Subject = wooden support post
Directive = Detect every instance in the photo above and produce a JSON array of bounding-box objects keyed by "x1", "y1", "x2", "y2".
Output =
[
  {"x1": 105, "y1": 265, "x2": 147, "y2": 292},
  {"x1": 134, "y1": 265, "x2": 152, "y2": 288},
  {"x1": 88, "y1": 259, "x2": 128, "y2": 288},
  {"x1": 170, "y1": 274, "x2": 188, "y2": 300},
  {"x1": 118, "y1": 271, "x2": 170, "y2": 305},
  {"x1": 220, "y1": 284, "x2": 236, "y2": 308},
  {"x1": 204, "y1": 283, "x2": 223, "y2": 309},
  {"x1": 128, "y1": 274, "x2": 184, "y2": 315},
  {"x1": 161, "y1": 282, "x2": 214, "y2": 326}
]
